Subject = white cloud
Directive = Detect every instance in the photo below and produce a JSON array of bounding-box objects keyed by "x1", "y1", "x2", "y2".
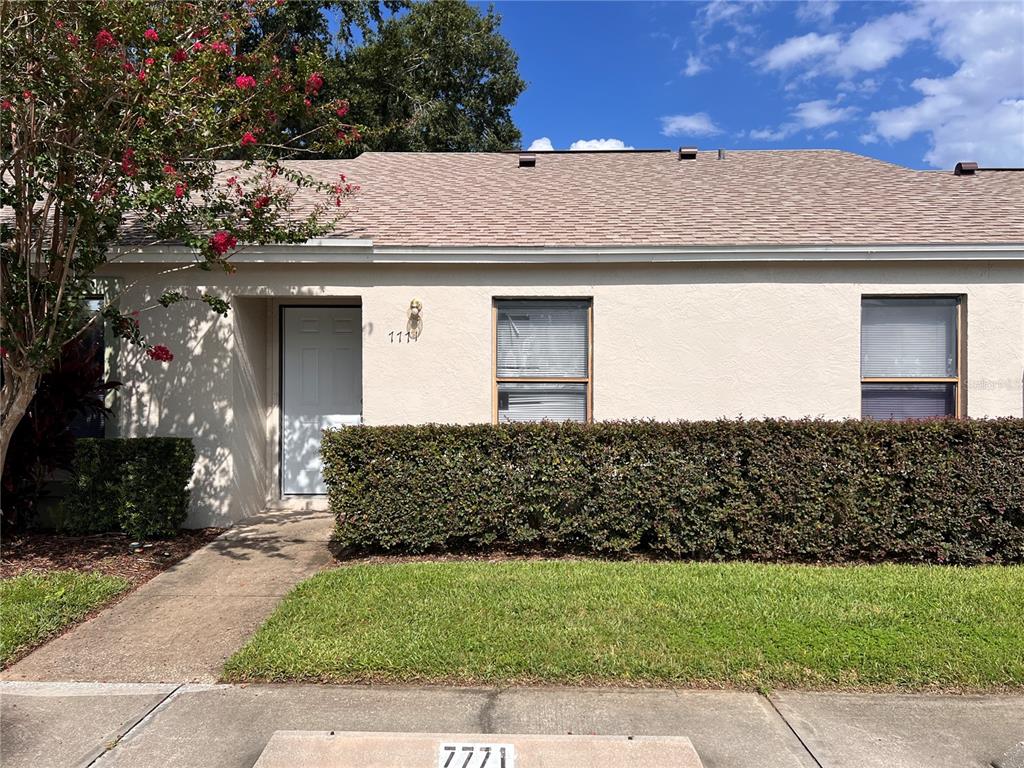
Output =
[
  {"x1": 747, "y1": 98, "x2": 855, "y2": 141},
  {"x1": 833, "y1": 12, "x2": 930, "y2": 75},
  {"x1": 757, "y1": 32, "x2": 840, "y2": 71},
  {"x1": 793, "y1": 99, "x2": 857, "y2": 128},
  {"x1": 859, "y1": 133, "x2": 880, "y2": 144},
  {"x1": 568, "y1": 138, "x2": 635, "y2": 151},
  {"x1": 796, "y1": 0, "x2": 838, "y2": 25},
  {"x1": 749, "y1": 126, "x2": 794, "y2": 141},
  {"x1": 757, "y1": 11, "x2": 927, "y2": 76},
  {"x1": 526, "y1": 137, "x2": 554, "y2": 152},
  {"x1": 683, "y1": 53, "x2": 709, "y2": 77},
  {"x1": 824, "y1": 130, "x2": 839, "y2": 139},
  {"x1": 868, "y1": 1, "x2": 1024, "y2": 167},
  {"x1": 659, "y1": 112, "x2": 722, "y2": 137}
]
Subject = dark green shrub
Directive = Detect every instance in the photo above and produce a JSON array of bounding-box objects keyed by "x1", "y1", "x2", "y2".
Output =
[
  {"x1": 323, "y1": 419, "x2": 1024, "y2": 564},
  {"x1": 60, "y1": 438, "x2": 195, "y2": 539}
]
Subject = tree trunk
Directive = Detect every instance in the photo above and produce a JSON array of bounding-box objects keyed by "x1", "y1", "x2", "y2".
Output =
[{"x1": 0, "y1": 370, "x2": 39, "y2": 477}]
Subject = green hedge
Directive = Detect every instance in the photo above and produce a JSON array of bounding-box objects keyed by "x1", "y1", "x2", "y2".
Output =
[
  {"x1": 59, "y1": 437, "x2": 195, "y2": 539},
  {"x1": 323, "y1": 419, "x2": 1024, "y2": 564}
]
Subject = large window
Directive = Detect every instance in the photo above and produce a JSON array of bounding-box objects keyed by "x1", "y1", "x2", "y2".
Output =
[
  {"x1": 861, "y1": 296, "x2": 961, "y2": 420},
  {"x1": 494, "y1": 299, "x2": 592, "y2": 423}
]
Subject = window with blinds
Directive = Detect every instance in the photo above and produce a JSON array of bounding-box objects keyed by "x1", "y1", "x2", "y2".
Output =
[
  {"x1": 494, "y1": 299, "x2": 591, "y2": 423},
  {"x1": 861, "y1": 297, "x2": 961, "y2": 420}
]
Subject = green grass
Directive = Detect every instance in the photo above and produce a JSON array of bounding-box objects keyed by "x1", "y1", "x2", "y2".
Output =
[
  {"x1": 223, "y1": 561, "x2": 1024, "y2": 691},
  {"x1": 0, "y1": 571, "x2": 130, "y2": 666}
]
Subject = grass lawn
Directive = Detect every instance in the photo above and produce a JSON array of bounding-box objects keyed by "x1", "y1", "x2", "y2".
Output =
[
  {"x1": 223, "y1": 561, "x2": 1024, "y2": 691},
  {"x1": 0, "y1": 571, "x2": 130, "y2": 666}
]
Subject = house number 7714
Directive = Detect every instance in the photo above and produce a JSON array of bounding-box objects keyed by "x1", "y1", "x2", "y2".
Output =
[{"x1": 389, "y1": 330, "x2": 418, "y2": 343}]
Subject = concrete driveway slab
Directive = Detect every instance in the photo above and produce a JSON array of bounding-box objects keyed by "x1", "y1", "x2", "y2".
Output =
[
  {"x1": 89, "y1": 685, "x2": 818, "y2": 768},
  {"x1": 94, "y1": 684, "x2": 493, "y2": 768},
  {"x1": 771, "y1": 691, "x2": 1024, "y2": 768},
  {"x1": 1, "y1": 508, "x2": 333, "y2": 683},
  {"x1": 0, "y1": 682, "x2": 176, "y2": 768},
  {"x1": 489, "y1": 688, "x2": 817, "y2": 768}
]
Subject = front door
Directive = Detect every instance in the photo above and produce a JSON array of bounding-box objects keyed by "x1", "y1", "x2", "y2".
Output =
[{"x1": 281, "y1": 307, "x2": 362, "y2": 495}]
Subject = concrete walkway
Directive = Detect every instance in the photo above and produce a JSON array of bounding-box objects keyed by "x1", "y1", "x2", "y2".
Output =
[
  {"x1": 1, "y1": 508, "x2": 334, "y2": 684},
  {"x1": 1, "y1": 682, "x2": 1021, "y2": 768}
]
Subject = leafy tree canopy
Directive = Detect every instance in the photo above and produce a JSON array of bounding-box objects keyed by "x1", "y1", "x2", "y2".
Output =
[{"x1": 249, "y1": 0, "x2": 527, "y2": 154}]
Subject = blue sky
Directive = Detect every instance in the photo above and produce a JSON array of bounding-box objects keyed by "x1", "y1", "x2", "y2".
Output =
[{"x1": 478, "y1": 1, "x2": 1023, "y2": 169}]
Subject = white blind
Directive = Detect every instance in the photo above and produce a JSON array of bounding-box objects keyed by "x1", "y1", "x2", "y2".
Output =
[
  {"x1": 498, "y1": 382, "x2": 587, "y2": 422},
  {"x1": 496, "y1": 300, "x2": 589, "y2": 378},
  {"x1": 862, "y1": 383, "x2": 956, "y2": 420},
  {"x1": 861, "y1": 298, "x2": 957, "y2": 377}
]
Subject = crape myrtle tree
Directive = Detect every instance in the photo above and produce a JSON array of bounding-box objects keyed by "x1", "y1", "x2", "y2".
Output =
[{"x1": 0, "y1": 0, "x2": 362, "y2": 473}]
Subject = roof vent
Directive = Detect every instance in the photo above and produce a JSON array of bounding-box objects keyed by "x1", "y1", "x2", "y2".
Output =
[
  {"x1": 518, "y1": 154, "x2": 536, "y2": 168},
  {"x1": 954, "y1": 161, "x2": 978, "y2": 176},
  {"x1": 678, "y1": 146, "x2": 698, "y2": 160}
]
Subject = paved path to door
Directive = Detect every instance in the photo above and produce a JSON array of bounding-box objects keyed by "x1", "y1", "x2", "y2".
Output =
[
  {"x1": 1, "y1": 508, "x2": 334, "y2": 684},
  {"x1": 1, "y1": 682, "x2": 1022, "y2": 768}
]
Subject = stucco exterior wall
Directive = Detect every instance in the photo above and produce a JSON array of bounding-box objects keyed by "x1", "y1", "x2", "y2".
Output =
[{"x1": 101, "y1": 258, "x2": 1024, "y2": 527}]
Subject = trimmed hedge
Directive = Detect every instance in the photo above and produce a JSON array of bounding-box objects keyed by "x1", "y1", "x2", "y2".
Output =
[
  {"x1": 59, "y1": 437, "x2": 195, "y2": 539},
  {"x1": 323, "y1": 419, "x2": 1024, "y2": 564}
]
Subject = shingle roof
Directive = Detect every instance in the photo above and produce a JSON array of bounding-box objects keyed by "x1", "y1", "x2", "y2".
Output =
[{"x1": 290, "y1": 149, "x2": 1024, "y2": 248}]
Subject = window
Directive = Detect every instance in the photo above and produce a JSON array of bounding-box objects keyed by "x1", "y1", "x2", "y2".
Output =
[
  {"x1": 861, "y1": 296, "x2": 961, "y2": 420},
  {"x1": 494, "y1": 299, "x2": 592, "y2": 422}
]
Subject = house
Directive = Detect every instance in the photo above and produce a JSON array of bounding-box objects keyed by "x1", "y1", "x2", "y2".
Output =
[{"x1": 96, "y1": 149, "x2": 1024, "y2": 527}]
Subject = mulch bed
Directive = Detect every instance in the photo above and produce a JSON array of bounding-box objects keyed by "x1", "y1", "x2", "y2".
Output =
[{"x1": 0, "y1": 528, "x2": 225, "y2": 586}]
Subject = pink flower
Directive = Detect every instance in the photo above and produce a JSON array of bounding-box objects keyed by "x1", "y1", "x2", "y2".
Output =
[
  {"x1": 137, "y1": 70, "x2": 147, "y2": 82},
  {"x1": 174, "y1": 182, "x2": 186, "y2": 199},
  {"x1": 144, "y1": 28, "x2": 159, "y2": 42},
  {"x1": 335, "y1": 100, "x2": 349, "y2": 118},
  {"x1": 303, "y1": 97, "x2": 311, "y2": 108},
  {"x1": 253, "y1": 195, "x2": 270, "y2": 209},
  {"x1": 144, "y1": 57, "x2": 155, "y2": 67},
  {"x1": 304, "y1": 71, "x2": 323, "y2": 95},
  {"x1": 67, "y1": 33, "x2": 80, "y2": 47},
  {"x1": 210, "y1": 41, "x2": 231, "y2": 55},
  {"x1": 163, "y1": 163, "x2": 176, "y2": 175},
  {"x1": 1, "y1": 99, "x2": 11, "y2": 110},
  {"x1": 147, "y1": 345, "x2": 174, "y2": 362},
  {"x1": 240, "y1": 131, "x2": 257, "y2": 147},
  {"x1": 123, "y1": 61, "x2": 135, "y2": 73},
  {"x1": 192, "y1": 41, "x2": 204, "y2": 52},
  {"x1": 234, "y1": 74, "x2": 257, "y2": 90},
  {"x1": 209, "y1": 230, "x2": 238, "y2": 255},
  {"x1": 120, "y1": 149, "x2": 137, "y2": 176},
  {"x1": 171, "y1": 48, "x2": 188, "y2": 63},
  {"x1": 94, "y1": 29, "x2": 116, "y2": 51}
]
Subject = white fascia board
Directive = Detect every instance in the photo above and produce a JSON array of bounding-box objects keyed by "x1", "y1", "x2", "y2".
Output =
[
  {"x1": 111, "y1": 240, "x2": 1024, "y2": 264},
  {"x1": 368, "y1": 243, "x2": 1024, "y2": 263}
]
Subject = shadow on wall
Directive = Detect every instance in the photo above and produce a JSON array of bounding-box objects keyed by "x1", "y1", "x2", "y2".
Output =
[{"x1": 113, "y1": 295, "x2": 237, "y2": 527}]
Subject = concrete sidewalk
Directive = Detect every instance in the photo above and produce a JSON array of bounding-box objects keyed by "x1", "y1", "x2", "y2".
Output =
[
  {"x1": 1, "y1": 682, "x2": 1021, "y2": 768},
  {"x1": 0, "y1": 508, "x2": 334, "y2": 684}
]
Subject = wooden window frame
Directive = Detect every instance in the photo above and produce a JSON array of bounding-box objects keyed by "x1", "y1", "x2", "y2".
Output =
[
  {"x1": 492, "y1": 298, "x2": 594, "y2": 424},
  {"x1": 860, "y1": 294, "x2": 965, "y2": 419}
]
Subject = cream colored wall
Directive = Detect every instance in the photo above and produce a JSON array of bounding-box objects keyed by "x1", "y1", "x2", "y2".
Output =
[{"x1": 103, "y1": 258, "x2": 1024, "y2": 527}]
